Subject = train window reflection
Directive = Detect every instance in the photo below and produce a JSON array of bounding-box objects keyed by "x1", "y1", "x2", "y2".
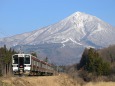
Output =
[
  {"x1": 24, "y1": 55, "x2": 30, "y2": 64},
  {"x1": 13, "y1": 55, "x2": 18, "y2": 64}
]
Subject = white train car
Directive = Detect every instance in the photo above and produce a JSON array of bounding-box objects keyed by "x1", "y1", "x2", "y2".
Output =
[{"x1": 12, "y1": 54, "x2": 54, "y2": 75}]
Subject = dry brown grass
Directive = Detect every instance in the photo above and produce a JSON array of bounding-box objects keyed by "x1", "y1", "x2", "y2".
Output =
[
  {"x1": 84, "y1": 82, "x2": 115, "y2": 86},
  {"x1": 0, "y1": 74, "x2": 79, "y2": 86},
  {"x1": 0, "y1": 74, "x2": 115, "y2": 86}
]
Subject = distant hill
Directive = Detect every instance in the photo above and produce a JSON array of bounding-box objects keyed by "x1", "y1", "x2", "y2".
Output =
[
  {"x1": 0, "y1": 12, "x2": 115, "y2": 65},
  {"x1": 99, "y1": 45, "x2": 115, "y2": 63}
]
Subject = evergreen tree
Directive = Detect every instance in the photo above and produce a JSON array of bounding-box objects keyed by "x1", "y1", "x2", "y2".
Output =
[
  {"x1": 44, "y1": 57, "x2": 48, "y2": 62},
  {"x1": 0, "y1": 45, "x2": 16, "y2": 76},
  {"x1": 79, "y1": 48, "x2": 110, "y2": 76},
  {"x1": 78, "y1": 48, "x2": 88, "y2": 69},
  {"x1": 31, "y1": 52, "x2": 37, "y2": 57}
]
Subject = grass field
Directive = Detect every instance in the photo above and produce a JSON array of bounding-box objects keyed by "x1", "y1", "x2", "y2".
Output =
[
  {"x1": 84, "y1": 82, "x2": 115, "y2": 86},
  {"x1": 0, "y1": 74, "x2": 115, "y2": 86}
]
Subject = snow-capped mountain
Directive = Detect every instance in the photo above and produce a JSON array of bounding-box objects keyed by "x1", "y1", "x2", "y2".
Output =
[{"x1": 0, "y1": 12, "x2": 115, "y2": 65}]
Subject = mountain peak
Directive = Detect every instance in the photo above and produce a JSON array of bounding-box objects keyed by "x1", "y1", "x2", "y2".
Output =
[
  {"x1": 70, "y1": 11, "x2": 89, "y2": 17},
  {"x1": 0, "y1": 12, "x2": 115, "y2": 65},
  {"x1": 73, "y1": 11, "x2": 84, "y2": 15},
  {"x1": 65, "y1": 11, "x2": 95, "y2": 23}
]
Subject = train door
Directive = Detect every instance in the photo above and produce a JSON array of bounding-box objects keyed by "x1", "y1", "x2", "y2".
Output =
[{"x1": 18, "y1": 57, "x2": 24, "y2": 73}]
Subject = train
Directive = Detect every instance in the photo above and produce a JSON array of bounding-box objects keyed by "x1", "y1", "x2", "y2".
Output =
[{"x1": 12, "y1": 53, "x2": 54, "y2": 76}]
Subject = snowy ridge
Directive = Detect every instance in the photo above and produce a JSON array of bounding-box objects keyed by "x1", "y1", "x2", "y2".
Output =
[
  {"x1": 0, "y1": 11, "x2": 115, "y2": 65},
  {"x1": 0, "y1": 11, "x2": 115, "y2": 48}
]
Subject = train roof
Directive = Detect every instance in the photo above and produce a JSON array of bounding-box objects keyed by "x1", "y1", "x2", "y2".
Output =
[{"x1": 12, "y1": 53, "x2": 31, "y2": 57}]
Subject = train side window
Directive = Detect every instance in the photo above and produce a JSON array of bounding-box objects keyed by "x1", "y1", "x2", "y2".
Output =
[
  {"x1": 42, "y1": 64, "x2": 44, "y2": 68},
  {"x1": 34, "y1": 61, "x2": 35, "y2": 65},
  {"x1": 37, "y1": 62, "x2": 39, "y2": 66},
  {"x1": 13, "y1": 55, "x2": 18, "y2": 64},
  {"x1": 41, "y1": 62, "x2": 42, "y2": 67},
  {"x1": 38, "y1": 62, "x2": 40, "y2": 67}
]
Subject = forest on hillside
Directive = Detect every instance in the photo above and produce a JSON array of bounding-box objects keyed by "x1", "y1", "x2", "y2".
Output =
[
  {"x1": 0, "y1": 45, "x2": 16, "y2": 77},
  {"x1": 0, "y1": 44, "x2": 115, "y2": 81},
  {"x1": 77, "y1": 45, "x2": 115, "y2": 81},
  {"x1": 65, "y1": 45, "x2": 115, "y2": 82}
]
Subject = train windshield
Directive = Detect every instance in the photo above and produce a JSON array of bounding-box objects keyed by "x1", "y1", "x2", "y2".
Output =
[
  {"x1": 12, "y1": 55, "x2": 18, "y2": 64},
  {"x1": 24, "y1": 55, "x2": 30, "y2": 64}
]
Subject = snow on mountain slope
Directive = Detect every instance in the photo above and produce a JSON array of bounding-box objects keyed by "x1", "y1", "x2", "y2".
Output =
[
  {"x1": 0, "y1": 11, "x2": 115, "y2": 48},
  {"x1": 0, "y1": 12, "x2": 115, "y2": 65}
]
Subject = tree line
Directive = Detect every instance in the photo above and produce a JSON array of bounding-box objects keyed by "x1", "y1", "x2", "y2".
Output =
[
  {"x1": 78, "y1": 48, "x2": 110, "y2": 76},
  {"x1": 0, "y1": 45, "x2": 16, "y2": 77},
  {"x1": 77, "y1": 46, "x2": 115, "y2": 81}
]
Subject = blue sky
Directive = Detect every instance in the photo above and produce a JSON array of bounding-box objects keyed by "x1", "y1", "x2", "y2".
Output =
[{"x1": 0, "y1": 0, "x2": 115, "y2": 37}]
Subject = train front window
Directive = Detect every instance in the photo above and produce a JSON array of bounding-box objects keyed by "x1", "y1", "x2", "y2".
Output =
[
  {"x1": 13, "y1": 55, "x2": 18, "y2": 64},
  {"x1": 24, "y1": 55, "x2": 30, "y2": 64}
]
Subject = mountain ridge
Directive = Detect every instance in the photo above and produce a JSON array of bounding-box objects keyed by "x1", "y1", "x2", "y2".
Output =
[{"x1": 0, "y1": 11, "x2": 115, "y2": 65}]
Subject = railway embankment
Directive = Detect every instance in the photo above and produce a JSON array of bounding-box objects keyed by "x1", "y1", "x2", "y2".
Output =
[
  {"x1": 0, "y1": 74, "x2": 115, "y2": 86},
  {"x1": 0, "y1": 74, "x2": 77, "y2": 86}
]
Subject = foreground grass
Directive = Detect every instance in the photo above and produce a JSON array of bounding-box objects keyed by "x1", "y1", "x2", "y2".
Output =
[
  {"x1": 0, "y1": 74, "x2": 115, "y2": 86},
  {"x1": 84, "y1": 82, "x2": 115, "y2": 86}
]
